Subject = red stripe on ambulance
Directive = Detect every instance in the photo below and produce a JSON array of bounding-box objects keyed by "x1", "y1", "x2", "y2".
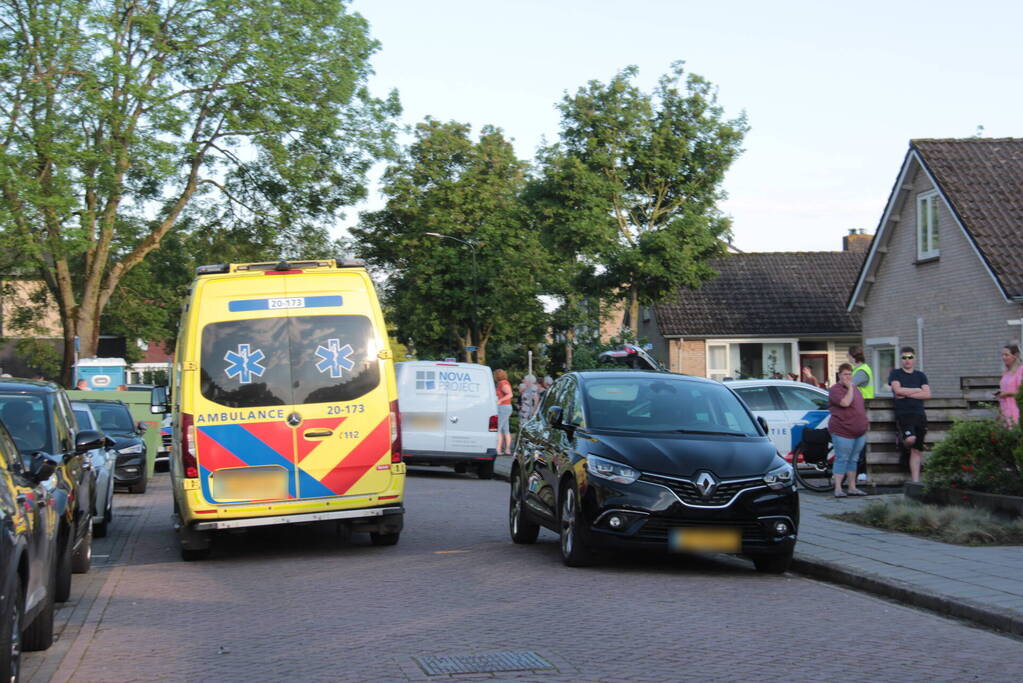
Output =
[{"x1": 318, "y1": 418, "x2": 390, "y2": 495}]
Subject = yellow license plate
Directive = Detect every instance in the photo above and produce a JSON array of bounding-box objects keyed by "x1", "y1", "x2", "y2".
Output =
[
  {"x1": 212, "y1": 467, "x2": 289, "y2": 501},
  {"x1": 670, "y1": 527, "x2": 741, "y2": 553}
]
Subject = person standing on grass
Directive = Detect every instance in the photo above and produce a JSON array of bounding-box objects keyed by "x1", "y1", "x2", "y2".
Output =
[
  {"x1": 494, "y1": 369, "x2": 514, "y2": 456},
  {"x1": 849, "y1": 345, "x2": 874, "y2": 483},
  {"x1": 996, "y1": 343, "x2": 1023, "y2": 425},
  {"x1": 888, "y1": 346, "x2": 931, "y2": 483},
  {"x1": 828, "y1": 363, "x2": 869, "y2": 497}
]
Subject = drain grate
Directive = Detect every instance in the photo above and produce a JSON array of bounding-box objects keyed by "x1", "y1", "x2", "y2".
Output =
[{"x1": 414, "y1": 651, "x2": 554, "y2": 676}]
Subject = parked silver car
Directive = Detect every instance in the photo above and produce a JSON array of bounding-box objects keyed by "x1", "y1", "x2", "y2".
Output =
[{"x1": 72, "y1": 402, "x2": 116, "y2": 538}]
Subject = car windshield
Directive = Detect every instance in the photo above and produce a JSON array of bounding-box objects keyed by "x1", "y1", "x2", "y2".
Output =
[
  {"x1": 0, "y1": 393, "x2": 55, "y2": 454},
  {"x1": 582, "y1": 377, "x2": 759, "y2": 436},
  {"x1": 73, "y1": 408, "x2": 93, "y2": 429},
  {"x1": 87, "y1": 403, "x2": 135, "y2": 434}
]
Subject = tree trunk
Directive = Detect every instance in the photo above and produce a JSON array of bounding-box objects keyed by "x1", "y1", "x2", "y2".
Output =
[
  {"x1": 628, "y1": 288, "x2": 640, "y2": 337},
  {"x1": 476, "y1": 323, "x2": 492, "y2": 366},
  {"x1": 565, "y1": 327, "x2": 575, "y2": 372}
]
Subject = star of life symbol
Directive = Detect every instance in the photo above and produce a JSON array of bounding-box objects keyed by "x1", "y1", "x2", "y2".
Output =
[
  {"x1": 224, "y1": 344, "x2": 266, "y2": 384},
  {"x1": 315, "y1": 338, "x2": 355, "y2": 378}
]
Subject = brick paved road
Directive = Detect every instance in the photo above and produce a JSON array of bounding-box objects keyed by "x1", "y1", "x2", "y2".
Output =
[{"x1": 24, "y1": 469, "x2": 1023, "y2": 682}]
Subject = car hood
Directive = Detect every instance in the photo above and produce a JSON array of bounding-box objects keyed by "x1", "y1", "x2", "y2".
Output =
[
  {"x1": 108, "y1": 434, "x2": 143, "y2": 450},
  {"x1": 581, "y1": 430, "x2": 778, "y2": 479}
]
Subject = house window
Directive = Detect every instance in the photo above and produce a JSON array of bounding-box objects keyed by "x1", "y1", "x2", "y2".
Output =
[
  {"x1": 705, "y1": 341, "x2": 795, "y2": 381},
  {"x1": 917, "y1": 191, "x2": 940, "y2": 260},
  {"x1": 865, "y1": 336, "x2": 897, "y2": 396}
]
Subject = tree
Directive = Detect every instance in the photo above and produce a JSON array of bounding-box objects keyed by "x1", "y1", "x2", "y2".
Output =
[
  {"x1": 352, "y1": 119, "x2": 548, "y2": 365},
  {"x1": 0, "y1": 0, "x2": 398, "y2": 383},
  {"x1": 536, "y1": 62, "x2": 748, "y2": 335}
]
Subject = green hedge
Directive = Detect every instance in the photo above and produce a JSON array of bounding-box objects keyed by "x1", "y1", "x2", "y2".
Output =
[{"x1": 926, "y1": 417, "x2": 1023, "y2": 496}]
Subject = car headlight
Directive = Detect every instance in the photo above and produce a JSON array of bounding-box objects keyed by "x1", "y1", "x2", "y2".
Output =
[
  {"x1": 586, "y1": 455, "x2": 639, "y2": 485},
  {"x1": 763, "y1": 463, "x2": 794, "y2": 490},
  {"x1": 118, "y1": 443, "x2": 144, "y2": 455}
]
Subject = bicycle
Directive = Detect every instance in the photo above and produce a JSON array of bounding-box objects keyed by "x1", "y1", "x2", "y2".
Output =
[{"x1": 790, "y1": 427, "x2": 835, "y2": 492}]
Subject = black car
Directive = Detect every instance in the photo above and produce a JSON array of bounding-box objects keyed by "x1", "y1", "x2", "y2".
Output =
[
  {"x1": 77, "y1": 399, "x2": 148, "y2": 494},
  {"x1": 509, "y1": 370, "x2": 798, "y2": 573},
  {"x1": 0, "y1": 419, "x2": 60, "y2": 679},
  {"x1": 0, "y1": 380, "x2": 102, "y2": 605}
]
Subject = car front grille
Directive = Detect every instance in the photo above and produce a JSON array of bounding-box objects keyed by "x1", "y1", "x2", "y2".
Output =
[
  {"x1": 639, "y1": 473, "x2": 764, "y2": 507},
  {"x1": 637, "y1": 517, "x2": 767, "y2": 542}
]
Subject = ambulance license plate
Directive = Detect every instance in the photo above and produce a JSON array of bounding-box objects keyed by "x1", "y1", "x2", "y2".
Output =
[
  {"x1": 213, "y1": 467, "x2": 289, "y2": 501},
  {"x1": 669, "y1": 527, "x2": 741, "y2": 553}
]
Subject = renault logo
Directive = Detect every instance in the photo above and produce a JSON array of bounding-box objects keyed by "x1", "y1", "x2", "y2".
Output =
[{"x1": 694, "y1": 472, "x2": 718, "y2": 498}]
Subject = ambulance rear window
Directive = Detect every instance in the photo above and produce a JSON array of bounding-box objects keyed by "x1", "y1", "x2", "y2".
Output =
[{"x1": 200, "y1": 315, "x2": 380, "y2": 408}]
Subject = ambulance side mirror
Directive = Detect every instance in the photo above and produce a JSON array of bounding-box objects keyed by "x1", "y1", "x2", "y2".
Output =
[{"x1": 150, "y1": 385, "x2": 169, "y2": 414}]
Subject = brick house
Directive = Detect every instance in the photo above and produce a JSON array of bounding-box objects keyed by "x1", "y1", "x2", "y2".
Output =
[
  {"x1": 847, "y1": 138, "x2": 1023, "y2": 398},
  {"x1": 640, "y1": 241, "x2": 867, "y2": 384}
]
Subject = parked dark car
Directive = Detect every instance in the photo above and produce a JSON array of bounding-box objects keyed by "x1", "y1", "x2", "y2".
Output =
[
  {"x1": 77, "y1": 399, "x2": 148, "y2": 494},
  {"x1": 509, "y1": 370, "x2": 798, "y2": 573},
  {"x1": 0, "y1": 381, "x2": 101, "y2": 604},
  {"x1": 0, "y1": 419, "x2": 61, "y2": 679},
  {"x1": 71, "y1": 402, "x2": 116, "y2": 538}
]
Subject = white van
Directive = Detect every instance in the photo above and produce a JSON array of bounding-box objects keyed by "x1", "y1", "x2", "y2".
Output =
[{"x1": 395, "y1": 361, "x2": 498, "y2": 479}]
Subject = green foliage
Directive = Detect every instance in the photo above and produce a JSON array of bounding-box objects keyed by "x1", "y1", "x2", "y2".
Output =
[
  {"x1": 0, "y1": 0, "x2": 398, "y2": 380},
  {"x1": 352, "y1": 119, "x2": 549, "y2": 364},
  {"x1": 926, "y1": 418, "x2": 1023, "y2": 496},
  {"x1": 11, "y1": 339, "x2": 62, "y2": 379},
  {"x1": 833, "y1": 499, "x2": 1023, "y2": 546},
  {"x1": 529, "y1": 62, "x2": 747, "y2": 332}
]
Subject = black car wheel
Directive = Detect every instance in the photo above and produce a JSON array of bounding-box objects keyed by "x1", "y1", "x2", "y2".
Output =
[
  {"x1": 370, "y1": 531, "x2": 400, "y2": 546},
  {"x1": 129, "y1": 476, "x2": 147, "y2": 494},
  {"x1": 22, "y1": 552, "x2": 55, "y2": 652},
  {"x1": 509, "y1": 469, "x2": 539, "y2": 544},
  {"x1": 752, "y1": 551, "x2": 793, "y2": 574},
  {"x1": 559, "y1": 483, "x2": 592, "y2": 567},
  {"x1": 72, "y1": 519, "x2": 92, "y2": 573},
  {"x1": 55, "y1": 530, "x2": 72, "y2": 602},
  {"x1": 0, "y1": 572, "x2": 23, "y2": 681}
]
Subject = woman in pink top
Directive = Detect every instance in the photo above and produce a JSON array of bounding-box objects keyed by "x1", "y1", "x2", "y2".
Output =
[
  {"x1": 996, "y1": 344, "x2": 1023, "y2": 425},
  {"x1": 494, "y1": 369, "x2": 513, "y2": 455}
]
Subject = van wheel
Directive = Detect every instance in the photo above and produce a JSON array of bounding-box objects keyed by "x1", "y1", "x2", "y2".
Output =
[
  {"x1": 370, "y1": 531, "x2": 400, "y2": 546},
  {"x1": 477, "y1": 461, "x2": 495, "y2": 479},
  {"x1": 129, "y1": 476, "x2": 148, "y2": 494},
  {"x1": 72, "y1": 521, "x2": 93, "y2": 573},
  {"x1": 23, "y1": 556, "x2": 55, "y2": 651},
  {"x1": 55, "y1": 531, "x2": 72, "y2": 602},
  {"x1": 181, "y1": 547, "x2": 211, "y2": 562}
]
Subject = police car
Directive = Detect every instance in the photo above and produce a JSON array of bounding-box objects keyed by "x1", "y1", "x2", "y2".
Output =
[{"x1": 726, "y1": 379, "x2": 830, "y2": 459}]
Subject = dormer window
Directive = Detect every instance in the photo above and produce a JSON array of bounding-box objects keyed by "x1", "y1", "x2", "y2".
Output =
[{"x1": 917, "y1": 191, "x2": 940, "y2": 260}]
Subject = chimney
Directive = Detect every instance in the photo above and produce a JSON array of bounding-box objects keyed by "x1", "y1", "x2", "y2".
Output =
[{"x1": 843, "y1": 229, "x2": 873, "y2": 252}]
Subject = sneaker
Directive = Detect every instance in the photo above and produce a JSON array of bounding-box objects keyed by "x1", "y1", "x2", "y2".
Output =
[{"x1": 857, "y1": 473, "x2": 868, "y2": 483}]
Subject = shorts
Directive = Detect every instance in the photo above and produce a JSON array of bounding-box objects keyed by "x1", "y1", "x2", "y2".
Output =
[
  {"x1": 831, "y1": 433, "x2": 866, "y2": 475},
  {"x1": 497, "y1": 404, "x2": 512, "y2": 435},
  {"x1": 896, "y1": 413, "x2": 927, "y2": 452}
]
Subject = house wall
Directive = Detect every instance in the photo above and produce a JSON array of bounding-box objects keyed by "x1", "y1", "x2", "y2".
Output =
[
  {"x1": 675, "y1": 339, "x2": 706, "y2": 375},
  {"x1": 861, "y1": 161, "x2": 1023, "y2": 397},
  {"x1": 1, "y1": 280, "x2": 62, "y2": 336}
]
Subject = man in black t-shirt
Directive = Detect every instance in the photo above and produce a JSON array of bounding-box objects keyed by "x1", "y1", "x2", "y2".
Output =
[{"x1": 887, "y1": 346, "x2": 931, "y2": 483}]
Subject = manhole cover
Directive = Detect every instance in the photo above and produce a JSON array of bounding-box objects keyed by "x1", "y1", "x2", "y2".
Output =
[{"x1": 414, "y1": 651, "x2": 554, "y2": 676}]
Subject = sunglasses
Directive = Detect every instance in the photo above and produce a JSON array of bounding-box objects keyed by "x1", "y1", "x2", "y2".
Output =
[{"x1": 901, "y1": 354, "x2": 915, "y2": 360}]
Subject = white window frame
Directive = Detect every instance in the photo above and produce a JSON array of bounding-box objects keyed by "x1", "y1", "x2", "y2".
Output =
[
  {"x1": 704, "y1": 338, "x2": 799, "y2": 381},
  {"x1": 865, "y1": 336, "x2": 898, "y2": 397},
  {"x1": 917, "y1": 191, "x2": 940, "y2": 260}
]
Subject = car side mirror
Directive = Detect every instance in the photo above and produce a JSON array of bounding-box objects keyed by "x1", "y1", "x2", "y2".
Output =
[
  {"x1": 757, "y1": 416, "x2": 769, "y2": 435},
  {"x1": 135, "y1": 421, "x2": 148, "y2": 435},
  {"x1": 28, "y1": 452, "x2": 58, "y2": 483},
  {"x1": 150, "y1": 385, "x2": 169, "y2": 414},
  {"x1": 104, "y1": 436, "x2": 116, "y2": 448},
  {"x1": 546, "y1": 405, "x2": 563, "y2": 427},
  {"x1": 75, "y1": 429, "x2": 105, "y2": 454}
]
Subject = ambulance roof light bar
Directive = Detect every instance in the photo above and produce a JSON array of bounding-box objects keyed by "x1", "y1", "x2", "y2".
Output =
[{"x1": 195, "y1": 264, "x2": 230, "y2": 275}]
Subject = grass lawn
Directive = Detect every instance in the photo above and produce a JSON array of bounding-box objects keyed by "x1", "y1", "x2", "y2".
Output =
[{"x1": 829, "y1": 498, "x2": 1023, "y2": 546}]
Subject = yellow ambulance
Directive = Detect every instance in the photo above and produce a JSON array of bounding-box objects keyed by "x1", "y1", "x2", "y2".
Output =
[{"x1": 160, "y1": 259, "x2": 405, "y2": 560}]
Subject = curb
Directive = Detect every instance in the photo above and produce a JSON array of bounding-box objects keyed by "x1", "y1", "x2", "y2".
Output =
[{"x1": 791, "y1": 555, "x2": 1023, "y2": 637}]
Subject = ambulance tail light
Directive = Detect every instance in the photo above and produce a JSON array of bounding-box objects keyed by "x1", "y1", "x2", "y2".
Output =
[
  {"x1": 389, "y1": 400, "x2": 403, "y2": 463},
  {"x1": 180, "y1": 412, "x2": 199, "y2": 478},
  {"x1": 488, "y1": 415, "x2": 498, "y2": 432}
]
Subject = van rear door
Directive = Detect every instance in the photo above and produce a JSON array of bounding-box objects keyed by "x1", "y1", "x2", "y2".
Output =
[
  {"x1": 442, "y1": 365, "x2": 497, "y2": 456},
  {"x1": 397, "y1": 363, "x2": 446, "y2": 454}
]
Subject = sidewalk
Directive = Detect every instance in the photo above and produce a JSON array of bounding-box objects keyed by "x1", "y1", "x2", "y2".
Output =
[{"x1": 493, "y1": 455, "x2": 1023, "y2": 637}]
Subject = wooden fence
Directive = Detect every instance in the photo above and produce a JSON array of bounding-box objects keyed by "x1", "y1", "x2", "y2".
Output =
[{"x1": 864, "y1": 375, "x2": 999, "y2": 486}]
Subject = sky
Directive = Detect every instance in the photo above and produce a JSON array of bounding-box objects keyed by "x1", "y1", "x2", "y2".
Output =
[{"x1": 347, "y1": 0, "x2": 1022, "y2": 253}]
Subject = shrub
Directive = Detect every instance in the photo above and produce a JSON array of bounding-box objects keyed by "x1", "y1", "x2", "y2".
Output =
[
  {"x1": 833, "y1": 500, "x2": 1023, "y2": 546},
  {"x1": 925, "y1": 418, "x2": 1023, "y2": 496}
]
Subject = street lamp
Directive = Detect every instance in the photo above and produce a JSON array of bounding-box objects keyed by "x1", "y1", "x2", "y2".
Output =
[{"x1": 425, "y1": 232, "x2": 478, "y2": 363}]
